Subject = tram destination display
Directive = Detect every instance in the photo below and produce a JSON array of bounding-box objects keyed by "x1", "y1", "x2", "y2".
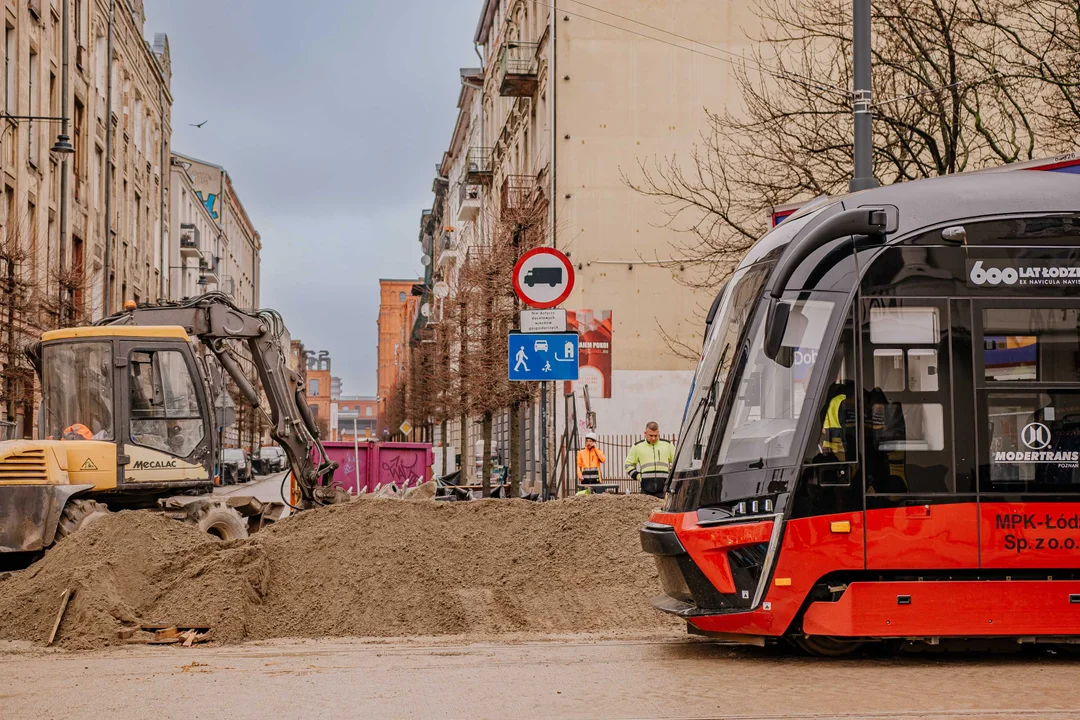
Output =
[{"x1": 968, "y1": 259, "x2": 1080, "y2": 287}]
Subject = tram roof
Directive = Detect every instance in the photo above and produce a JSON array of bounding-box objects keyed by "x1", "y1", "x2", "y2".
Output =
[{"x1": 744, "y1": 170, "x2": 1080, "y2": 267}]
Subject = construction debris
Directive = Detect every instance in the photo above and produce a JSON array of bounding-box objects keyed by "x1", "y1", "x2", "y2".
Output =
[
  {"x1": 45, "y1": 588, "x2": 72, "y2": 646},
  {"x1": 0, "y1": 495, "x2": 676, "y2": 649}
]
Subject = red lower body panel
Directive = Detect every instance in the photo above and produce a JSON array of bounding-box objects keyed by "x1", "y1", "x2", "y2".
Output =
[{"x1": 803, "y1": 580, "x2": 1080, "y2": 637}]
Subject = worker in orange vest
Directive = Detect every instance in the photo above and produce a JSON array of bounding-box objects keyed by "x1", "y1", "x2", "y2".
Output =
[{"x1": 577, "y1": 432, "x2": 606, "y2": 491}]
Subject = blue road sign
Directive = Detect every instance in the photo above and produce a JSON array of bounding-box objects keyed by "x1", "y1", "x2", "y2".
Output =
[{"x1": 508, "y1": 332, "x2": 579, "y2": 382}]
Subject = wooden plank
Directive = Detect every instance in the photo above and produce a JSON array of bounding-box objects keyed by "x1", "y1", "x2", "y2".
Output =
[
  {"x1": 182, "y1": 630, "x2": 196, "y2": 648},
  {"x1": 116, "y1": 626, "x2": 139, "y2": 640},
  {"x1": 46, "y1": 589, "x2": 72, "y2": 646}
]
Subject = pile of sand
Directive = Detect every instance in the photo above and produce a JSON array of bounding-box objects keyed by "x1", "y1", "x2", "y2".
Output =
[{"x1": 0, "y1": 494, "x2": 676, "y2": 649}]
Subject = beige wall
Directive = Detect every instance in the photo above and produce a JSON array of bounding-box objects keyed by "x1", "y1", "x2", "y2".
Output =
[{"x1": 554, "y1": 0, "x2": 757, "y2": 373}]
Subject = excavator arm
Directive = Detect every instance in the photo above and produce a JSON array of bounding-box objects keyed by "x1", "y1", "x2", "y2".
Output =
[{"x1": 99, "y1": 292, "x2": 339, "y2": 509}]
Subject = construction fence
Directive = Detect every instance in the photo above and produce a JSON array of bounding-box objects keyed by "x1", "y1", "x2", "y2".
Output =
[{"x1": 559, "y1": 433, "x2": 678, "y2": 496}]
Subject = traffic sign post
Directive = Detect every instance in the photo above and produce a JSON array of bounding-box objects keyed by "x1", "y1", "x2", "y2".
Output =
[
  {"x1": 508, "y1": 332, "x2": 579, "y2": 382},
  {"x1": 512, "y1": 248, "x2": 574, "y2": 309}
]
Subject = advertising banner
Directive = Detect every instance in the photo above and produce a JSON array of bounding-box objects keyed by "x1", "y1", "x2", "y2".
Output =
[{"x1": 565, "y1": 310, "x2": 612, "y2": 398}]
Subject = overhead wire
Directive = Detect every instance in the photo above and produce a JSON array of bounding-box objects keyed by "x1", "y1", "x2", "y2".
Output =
[
  {"x1": 532, "y1": 1, "x2": 1013, "y2": 111},
  {"x1": 529, "y1": 0, "x2": 852, "y2": 99},
  {"x1": 562, "y1": 0, "x2": 851, "y2": 98}
]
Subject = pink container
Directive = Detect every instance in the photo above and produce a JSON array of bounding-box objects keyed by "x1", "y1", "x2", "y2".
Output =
[{"x1": 316, "y1": 441, "x2": 433, "y2": 494}]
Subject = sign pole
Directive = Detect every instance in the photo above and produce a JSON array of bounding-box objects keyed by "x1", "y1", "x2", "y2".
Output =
[{"x1": 540, "y1": 381, "x2": 548, "y2": 500}]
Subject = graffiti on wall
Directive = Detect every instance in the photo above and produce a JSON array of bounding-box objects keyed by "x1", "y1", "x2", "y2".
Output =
[{"x1": 195, "y1": 191, "x2": 219, "y2": 220}]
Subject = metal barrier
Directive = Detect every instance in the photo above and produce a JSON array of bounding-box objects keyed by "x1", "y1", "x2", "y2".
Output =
[{"x1": 567, "y1": 433, "x2": 678, "y2": 495}]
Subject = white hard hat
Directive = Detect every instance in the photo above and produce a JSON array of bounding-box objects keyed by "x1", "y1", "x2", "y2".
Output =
[{"x1": 585, "y1": 432, "x2": 598, "y2": 441}]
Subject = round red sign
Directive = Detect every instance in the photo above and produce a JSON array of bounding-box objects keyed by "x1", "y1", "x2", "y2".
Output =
[{"x1": 512, "y1": 247, "x2": 575, "y2": 309}]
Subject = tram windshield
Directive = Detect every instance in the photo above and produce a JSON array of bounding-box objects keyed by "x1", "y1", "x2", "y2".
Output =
[
  {"x1": 671, "y1": 206, "x2": 833, "y2": 482},
  {"x1": 711, "y1": 296, "x2": 838, "y2": 469}
]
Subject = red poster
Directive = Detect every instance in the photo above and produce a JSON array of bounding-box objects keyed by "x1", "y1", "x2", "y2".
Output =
[{"x1": 565, "y1": 310, "x2": 612, "y2": 398}]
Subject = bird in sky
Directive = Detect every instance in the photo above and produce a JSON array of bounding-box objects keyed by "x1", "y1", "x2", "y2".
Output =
[{"x1": 189, "y1": 120, "x2": 208, "y2": 128}]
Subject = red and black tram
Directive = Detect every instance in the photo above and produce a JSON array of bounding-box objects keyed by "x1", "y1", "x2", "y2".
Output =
[{"x1": 641, "y1": 169, "x2": 1080, "y2": 654}]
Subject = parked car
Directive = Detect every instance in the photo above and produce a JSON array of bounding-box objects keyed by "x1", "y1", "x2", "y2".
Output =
[
  {"x1": 221, "y1": 448, "x2": 252, "y2": 484},
  {"x1": 254, "y1": 446, "x2": 287, "y2": 475}
]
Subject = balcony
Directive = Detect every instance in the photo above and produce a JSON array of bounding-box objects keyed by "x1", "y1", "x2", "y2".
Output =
[
  {"x1": 501, "y1": 175, "x2": 536, "y2": 211},
  {"x1": 497, "y1": 42, "x2": 539, "y2": 97},
  {"x1": 199, "y1": 255, "x2": 221, "y2": 285},
  {"x1": 465, "y1": 147, "x2": 493, "y2": 185},
  {"x1": 179, "y1": 225, "x2": 202, "y2": 258},
  {"x1": 457, "y1": 182, "x2": 481, "y2": 221}
]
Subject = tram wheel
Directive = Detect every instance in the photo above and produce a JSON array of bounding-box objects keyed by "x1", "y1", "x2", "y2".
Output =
[{"x1": 793, "y1": 634, "x2": 867, "y2": 657}]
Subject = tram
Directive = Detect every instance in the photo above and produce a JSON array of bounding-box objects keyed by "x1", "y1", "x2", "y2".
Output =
[{"x1": 641, "y1": 169, "x2": 1080, "y2": 654}]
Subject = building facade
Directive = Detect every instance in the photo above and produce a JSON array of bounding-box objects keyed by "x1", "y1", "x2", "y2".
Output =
[
  {"x1": 170, "y1": 151, "x2": 259, "y2": 309},
  {"x1": 376, "y1": 278, "x2": 421, "y2": 435},
  {"x1": 335, "y1": 395, "x2": 377, "y2": 441},
  {"x1": 415, "y1": 0, "x2": 757, "y2": 485},
  {"x1": 0, "y1": 0, "x2": 172, "y2": 432},
  {"x1": 304, "y1": 349, "x2": 332, "y2": 439},
  {"x1": 166, "y1": 155, "x2": 216, "y2": 299}
]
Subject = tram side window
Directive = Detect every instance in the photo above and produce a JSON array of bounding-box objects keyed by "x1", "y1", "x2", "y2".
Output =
[
  {"x1": 863, "y1": 303, "x2": 951, "y2": 494},
  {"x1": 983, "y1": 308, "x2": 1080, "y2": 383},
  {"x1": 807, "y1": 311, "x2": 857, "y2": 464},
  {"x1": 985, "y1": 392, "x2": 1080, "y2": 490}
]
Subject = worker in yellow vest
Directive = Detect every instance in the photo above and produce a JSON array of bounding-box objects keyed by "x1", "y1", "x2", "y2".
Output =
[{"x1": 625, "y1": 421, "x2": 675, "y2": 497}]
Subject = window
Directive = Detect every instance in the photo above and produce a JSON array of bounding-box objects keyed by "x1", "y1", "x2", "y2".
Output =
[
  {"x1": 366, "y1": 406, "x2": 373, "y2": 417},
  {"x1": 73, "y1": 100, "x2": 85, "y2": 202},
  {"x1": 28, "y1": 49, "x2": 38, "y2": 162},
  {"x1": 5, "y1": 25, "x2": 15, "y2": 113},
  {"x1": 129, "y1": 350, "x2": 204, "y2": 457},
  {"x1": 94, "y1": 147, "x2": 103, "y2": 209},
  {"x1": 41, "y1": 342, "x2": 114, "y2": 441},
  {"x1": 863, "y1": 300, "x2": 952, "y2": 493},
  {"x1": 983, "y1": 307, "x2": 1080, "y2": 384},
  {"x1": 309, "y1": 378, "x2": 319, "y2": 396},
  {"x1": 399, "y1": 292, "x2": 406, "y2": 302},
  {"x1": 807, "y1": 310, "x2": 857, "y2": 464},
  {"x1": 985, "y1": 392, "x2": 1080, "y2": 491},
  {"x1": 711, "y1": 297, "x2": 837, "y2": 468}
]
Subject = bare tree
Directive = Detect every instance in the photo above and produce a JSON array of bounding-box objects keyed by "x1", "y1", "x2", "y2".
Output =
[
  {"x1": 972, "y1": 0, "x2": 1080, "y2": 149},
  {"x1": 409, "y1": 190, "x2": 547, "y2": 496},
  {"x1": 0, "y1": 216, "x2": 90, "y2": 438},
  {"x1": 626, "y1": 0, "x2": 1053, "y2": 299}
]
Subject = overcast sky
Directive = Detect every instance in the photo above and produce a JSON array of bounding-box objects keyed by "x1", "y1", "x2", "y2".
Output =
[{"x1": 143, "y1": 1, "x2": 479, "y2": 396}]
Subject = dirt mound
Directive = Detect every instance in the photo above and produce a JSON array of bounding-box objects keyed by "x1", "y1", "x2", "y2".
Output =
[
  {"x1": 0, "y1": 495, "x2": 675, "y2": 648},
  {"x1": 0, "y1": 512, "x2": 208, "y2": 650}
]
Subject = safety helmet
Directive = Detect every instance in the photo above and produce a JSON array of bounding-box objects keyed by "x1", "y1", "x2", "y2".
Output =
[{"x1": 584, "y1": 432, "x2": 598, "y2": 442}]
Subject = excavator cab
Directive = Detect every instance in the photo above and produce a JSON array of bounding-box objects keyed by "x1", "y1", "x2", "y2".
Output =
[{"x1": 37, "y1": 326, "x2": 215, "y2": 494}]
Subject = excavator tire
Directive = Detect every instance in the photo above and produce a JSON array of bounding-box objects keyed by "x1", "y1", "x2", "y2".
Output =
[
  {"x1": 189, "y1": 503, "x2": 249, "y2": 541},
  {"x1": 55, "y1": 499, "x2": 110, "y2": 542}
]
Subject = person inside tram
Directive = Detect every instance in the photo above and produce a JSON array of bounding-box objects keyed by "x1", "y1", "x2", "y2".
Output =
[
  {"x1": 865, "y1": 387, "x2": 909, "y2": 494},
  {"x1": 815, "y1": 379, "x2": 857, "y2": 463}
]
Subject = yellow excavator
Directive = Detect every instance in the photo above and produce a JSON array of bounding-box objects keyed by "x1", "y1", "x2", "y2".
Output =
[{"x1": 0, "y1": 293, "x2": 341, "y2": 556}]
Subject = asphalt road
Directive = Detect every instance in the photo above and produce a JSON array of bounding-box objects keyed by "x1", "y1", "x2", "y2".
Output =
[{"x1": 2, "y1": 636, "x2": 1078, "y2": 720}]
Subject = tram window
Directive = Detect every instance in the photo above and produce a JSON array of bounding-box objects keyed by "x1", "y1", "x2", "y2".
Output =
[
  {"x1": 870, "y1": 307, "x2": 940, "y2": 345},
  {"x1": 807, "y1": 310, "x2": 857, "y2": 464},
  {"x1": 985, "y1": 392, "x2": 1080, "y2": 490},
  {"x1": 864, "y1": 300, "x2": 952, "y2": 494},
  {"x1": 712, "y1": 298, "x2": 836, "y2": 468},
  {"x1": 982, "y1": 308, "x2": 1080, "y2": 383},
  {"x1": 872, "y1": 402, "x2": 945, "y2": 452}
]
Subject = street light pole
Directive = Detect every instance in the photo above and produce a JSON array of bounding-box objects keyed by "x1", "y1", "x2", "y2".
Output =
[
  {"x1": 849, "y1": 0, "x2": 879, "y2": 192},
  {"x1": 58, "y1": 0, "x2": 71, "y2": 317},
  {"x1": 102, "y1": 0, "x2": 115, "y2": 315}
]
